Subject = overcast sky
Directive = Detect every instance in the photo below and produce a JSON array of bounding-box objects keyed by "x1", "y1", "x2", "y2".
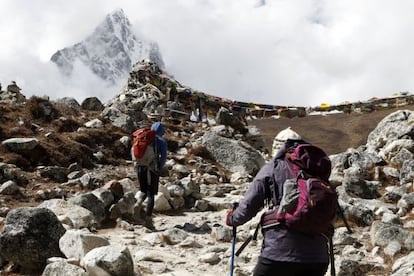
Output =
[{"x1": 1, "y1": 0, "x2": 414, "y2": 107}]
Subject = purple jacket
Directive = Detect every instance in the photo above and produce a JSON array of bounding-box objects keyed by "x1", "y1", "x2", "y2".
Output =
[{"x1": 227, "y1": 143, "x2": 329, "y2": 264}]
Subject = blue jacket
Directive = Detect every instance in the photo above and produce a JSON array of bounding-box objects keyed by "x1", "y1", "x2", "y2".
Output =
[
  {"x1": 151, "y1": 122, "x2": 167, "y2": 169},
  {"x1": 227, "y1": 141, "x2": 329, "y2": 264}
]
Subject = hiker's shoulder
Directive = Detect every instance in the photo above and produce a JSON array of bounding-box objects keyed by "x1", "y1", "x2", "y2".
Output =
[
  {"x1": 156, "y1": 135, "x2": 167, "y2": 144},
  {"x1": 255, "y1": 161, "x2": 276, "y2": 179}
]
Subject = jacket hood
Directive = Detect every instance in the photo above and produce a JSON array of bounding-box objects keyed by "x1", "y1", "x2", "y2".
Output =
[{"x1": 151, "y1": 122, "x2": 165, "y2": 136}]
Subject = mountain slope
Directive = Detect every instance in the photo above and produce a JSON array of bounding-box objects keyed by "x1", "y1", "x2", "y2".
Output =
[
  {"x1": 50, "y1": 9, "x2": 164, "y2": 84},
  {"x1": 251, "y1": 106, "x2": 414, "y2": 156}
]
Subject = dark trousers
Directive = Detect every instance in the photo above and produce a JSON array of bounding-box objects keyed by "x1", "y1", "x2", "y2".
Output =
[
  {"x1": 137, "y1": 166, "x2": 159, "y2": 217},
  {"x1": 254, "y1": 257, "x2": 328, "y2": 276}
]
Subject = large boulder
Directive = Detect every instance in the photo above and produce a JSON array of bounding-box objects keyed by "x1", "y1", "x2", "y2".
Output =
[
  {"x1": 81, "y1": 244, "x2": 134, "y2": 276},
  {"x1": 81, "y1": 97, "x2": 104, "y2": 111},
  {"x1": 201, "y1": 129, "x2": 265, "y2": 175},
  {"x1": 215, "y1": 107, "x2": 247, "y2": 134},
  {"x1": 59, "y1": 229, "x2": 110, "y2": 261},
  {"x1": 0, "y1": 207, "x2": 66, "y2": 272},
  {"x1": 68, "y1": 193, "x2": 106, "y2": 226},
  {"x1": 42, "y1": 261, "x2": 87, "y2": 276},
  {"x1": 54, "y1": 97, "x2": 81, "y2": 109},
  {"x1": 367, "y1": 110, "x2": 414, "y2": 151},
  {"x1": 39, "y1": 199, "x2": 97, "y2": 229}
]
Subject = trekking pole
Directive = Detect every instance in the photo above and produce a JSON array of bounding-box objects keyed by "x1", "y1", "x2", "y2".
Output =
[
  {"x1": 337, "y1": 201, "x2": 352, "y2": 234},
  {"x1": 230, "y1": 202, "x2": 238, "y2": 276},
  {"x1": 235, "y1": 221, "x2": 260, "y2": 257}
]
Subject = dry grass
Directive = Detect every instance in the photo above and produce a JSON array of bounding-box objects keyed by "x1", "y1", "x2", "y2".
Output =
[
  {"x1": 251, "y1": 105, "x2": 414, "y2": 155},
  {"x1": 0, "y1": 98, "x2": 130, "y2": 170}
]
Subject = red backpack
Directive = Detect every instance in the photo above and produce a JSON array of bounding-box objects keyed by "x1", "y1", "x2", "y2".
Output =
[
  {"x1": 263, "y1": 144, "x2": 337, "y2": 236},
  {"x1": 132, "y1": 128, "x2": 157, "y2": 166}
]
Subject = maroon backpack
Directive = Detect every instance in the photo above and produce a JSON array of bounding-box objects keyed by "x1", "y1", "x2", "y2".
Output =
[{"x1": 263, "y1": 144, "x2": 337, "y2": 236}]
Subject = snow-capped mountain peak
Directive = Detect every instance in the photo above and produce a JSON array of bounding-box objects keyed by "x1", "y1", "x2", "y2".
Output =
[{"x1": 50, "y1": 9, "x2": 164, "y2": 85}]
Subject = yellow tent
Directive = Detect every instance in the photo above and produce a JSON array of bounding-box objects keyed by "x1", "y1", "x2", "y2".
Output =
[{"x1": 320, "y1": 103, "x2": 330, "y2": 110}]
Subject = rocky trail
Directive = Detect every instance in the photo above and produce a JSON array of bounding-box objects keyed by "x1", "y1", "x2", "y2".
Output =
[{"x1": 1, "y1": 61, "x2": 414, "y2": 275}]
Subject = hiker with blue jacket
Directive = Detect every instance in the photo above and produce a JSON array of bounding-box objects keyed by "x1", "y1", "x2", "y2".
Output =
[
  {"x1": 136, "y1": 122, "x2": 167, "y2": 229},
  {"x1": 226, "y1": 131, "x2": 330, "y2": 276}
]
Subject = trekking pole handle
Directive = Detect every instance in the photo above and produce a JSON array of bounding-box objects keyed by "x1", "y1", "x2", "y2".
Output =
[{"x1": 232, "y1": 202, "x2": 238, "y2": 239}]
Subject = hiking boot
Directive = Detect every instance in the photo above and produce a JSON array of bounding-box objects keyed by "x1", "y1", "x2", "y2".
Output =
[
  {"x1": 131, "y1": 203, "x2": 145, "y2": 224},
  {"x1": 144, "y1": 216, "x2": 155, "y2": 230}
]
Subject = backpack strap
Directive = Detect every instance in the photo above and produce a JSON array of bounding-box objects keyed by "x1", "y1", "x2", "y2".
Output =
[
  {"x1": 153, "y1": 137, "x2": 158, "y2": 171},
  {"x1": 268, "y1": 159, "x2": 282, "y2": 207},
  {"x1": 328, "y1": 235, "x2": 335, "y2": 276},
  {"x1": 319, "y1": 232, "x2": 335, "y2": 276},
  {"x1": 147, "y1": 144, "x2": 159, "y2": 173},
  {"x1": 267, "y1": 157, "x2": 298, "y2": 207},
  {"x1": 264, "y1": 176, "x2": 273, "y2": 207}
]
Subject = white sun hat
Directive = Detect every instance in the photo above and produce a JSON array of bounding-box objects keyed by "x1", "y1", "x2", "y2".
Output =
[{"x1": 271, "y1": 127, "x2": 302, "y2": 156}]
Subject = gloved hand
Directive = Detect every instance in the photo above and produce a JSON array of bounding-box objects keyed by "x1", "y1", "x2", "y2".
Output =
[{"x1": 226, "y1": 209, "x2": 234, "y2": 226}]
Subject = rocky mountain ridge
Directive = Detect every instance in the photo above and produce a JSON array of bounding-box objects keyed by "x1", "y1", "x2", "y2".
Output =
[
  {"x1": 50, "y1": 9, "x2": 164, "y2": 85},
  {"x1": 0, "y1": 61, "x2": 414, "y2": 275}
]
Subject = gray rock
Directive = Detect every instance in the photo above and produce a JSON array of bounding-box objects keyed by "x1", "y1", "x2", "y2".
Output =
[
  {"x1": 81, "y1": 97, "x2": 104, "y2": 111},
  {"x1": 370, "y1": 221, "x2": 414, "y2": 251},
  {"x1": 391, "y1": 251, "x2": 414, "y2": 276},
  {"x1": 59, "y1": 229, "x2": 110, "y2": 261},
  {"x1": 2, "y1": 137, "x2": 39, "y2": 152},
  {"x1": 91, "y1": 187, "x2": 115, "y2": 208},
  {"x1": 0, "y1": 180, "x2": 21, "y2": 195},
  {"x1": 39, "y1": 199, "x2": 96, "y2": 229},
  {"x1": 68, "y1": 193, "x2": 106, "y2": 226},
  {"x1": 215, "y1": 107, "x2": 247, "y2": 134},
  {"x1": 161, "y1": 228, "x2": 189, "y2": 245},
  {"x1": 202, "y1": 130, "x2": 265, "y2": 175},
  {"x1": 367, "y1": 110, "x2": 414, "y2": 151},
  {"x1": 40, "y1": 166, "x2": 68, "y2": 183},
  {"x1": 54, "y1": 97, "x2": 81, "y2": 109},
  {"x1": 42, "y1": 261, "x2": 87, "y2": 276},
  {"x1": 0, "y1": 207, "x2": 66, "y2": 272},
  {"x1": 82, "y1": 244, "x2": 134, "y2": 276},
  {"x1": 400, "y1": 159, "x2": 414, "y2": 185}
]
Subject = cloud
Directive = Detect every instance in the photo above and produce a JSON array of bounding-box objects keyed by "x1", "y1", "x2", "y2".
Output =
[{"x1": 1, "y1": 0, "x2": 414, "y2": 107}]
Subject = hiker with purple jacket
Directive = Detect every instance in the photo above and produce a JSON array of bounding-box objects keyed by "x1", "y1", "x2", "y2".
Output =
[{"x1": 226, "y1": 131, "x2": 330, "y2": 276}]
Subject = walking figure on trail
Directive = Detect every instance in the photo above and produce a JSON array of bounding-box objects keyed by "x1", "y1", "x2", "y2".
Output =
[
  {"x1": 226, "y1": 130, "x2": 335, "y2": 276},
  {"x1": 132, "y1": 122, "x2": 167, "y2": 229}
]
